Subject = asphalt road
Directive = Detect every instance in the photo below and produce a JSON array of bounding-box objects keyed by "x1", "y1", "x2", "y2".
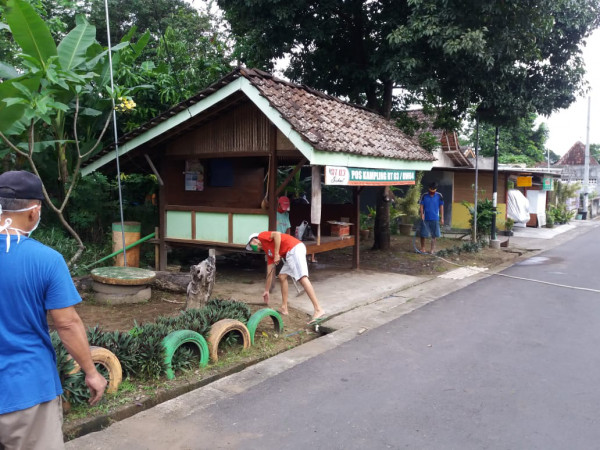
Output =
[{"x1": 70, "y1": 225, "x2": 600, "y2": 449}]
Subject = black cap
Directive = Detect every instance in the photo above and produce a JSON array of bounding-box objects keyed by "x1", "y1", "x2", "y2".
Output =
[
  {"x1": 428, "y1": 181, "x2": 438, "y2": 190},
  {"x1": 0, "y1": 171, "x2": 44, "y2": 200}
]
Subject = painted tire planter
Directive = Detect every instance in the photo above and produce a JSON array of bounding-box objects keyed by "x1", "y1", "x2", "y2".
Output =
[
  {"x1": 162, "y1": 330, "x2": 209, "y2": 380},
  {"x1": 69, "y1": 346, "x2": 123, "y2": 394},
  {"x1": 207, "y1": 319, "x2": 251, "y2": 363},
  {"x1": 246, "y1": 308, "x2": 284, "y2": 345}
]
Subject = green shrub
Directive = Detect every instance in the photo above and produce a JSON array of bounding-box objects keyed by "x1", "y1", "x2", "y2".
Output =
[
  {"x1": 461, "y1": 198, "x2": 498, "y2": 240},
  {"x1": 34, "y1": 227, "x2": 112, "y2": 276},
  {"x1": 392, "y1": 171, "x2": 423, "y2": 226},
  {"x1": 52, "y1": 298, "x2": 252, "y2": 406}
]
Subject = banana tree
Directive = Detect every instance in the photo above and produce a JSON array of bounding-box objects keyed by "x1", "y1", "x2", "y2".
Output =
[{"x1": 0, "y1": 0, "x2": 149, "y2": 265}]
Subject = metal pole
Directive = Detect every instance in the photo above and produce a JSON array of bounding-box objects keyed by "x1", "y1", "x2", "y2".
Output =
[
  {"x1": 583, "y1": 96, "x2": 591, "y2": 218},
  {"x1": 473, "y1": 114, "x2": 480, "y2": 241},
  {"x1": 104, "y1": 0, "x2": 127, "y2": 266},
  {"x1": 491, "y1": 126, "x2": 499, "y2": 241}
]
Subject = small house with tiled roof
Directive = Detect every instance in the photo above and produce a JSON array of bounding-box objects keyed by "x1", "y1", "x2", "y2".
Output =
[
  {"x1": 83, "y1": 68, "x2": 434, "y2": 269},
  {"x1": 403, "y1": 109, "x2": 561, "y2": 230},
  {"x1": 555, "y1": 141, "x2": 598, "y2": 186}
]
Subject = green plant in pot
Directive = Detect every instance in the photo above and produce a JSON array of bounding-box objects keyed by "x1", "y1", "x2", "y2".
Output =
[
  {"x1": 504, "y1": 217, "x2": 514, "y2": 236},
  {"x1": 359, "y1": 207, "x2": 375, "y2": 238},
  {"x1": 396, "y1": 172, "x2": 423, "y2": 235}
]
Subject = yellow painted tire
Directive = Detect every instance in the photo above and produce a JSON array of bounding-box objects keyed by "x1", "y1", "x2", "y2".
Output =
[
  {"x1": 69, "y1": 346, "x2": 123, "y2": 394},
  {"x1": 207, "y1": 319, "x2": 251, "y2": 363}
]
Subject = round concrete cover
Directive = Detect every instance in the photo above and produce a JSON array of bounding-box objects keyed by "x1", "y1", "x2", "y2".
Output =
[{"x1": 91, "y1": 266, "x2": 156, "y2": 286}]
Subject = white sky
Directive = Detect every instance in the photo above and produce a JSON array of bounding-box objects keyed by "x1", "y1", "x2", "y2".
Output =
[{"x1": 542, "y1": 28, "x2": 600, "y2": 155}]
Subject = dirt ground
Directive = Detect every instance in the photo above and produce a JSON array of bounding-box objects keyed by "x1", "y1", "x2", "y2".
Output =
[{"x1": 74, "y1": 233, "x2": 522, "y2": 335}]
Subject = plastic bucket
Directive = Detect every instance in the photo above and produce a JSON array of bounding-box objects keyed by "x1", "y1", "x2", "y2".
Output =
[{"x1": 112, "y1": 222, "x2": 141, "y2": 267}]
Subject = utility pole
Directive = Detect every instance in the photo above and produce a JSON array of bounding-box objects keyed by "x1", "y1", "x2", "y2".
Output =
[
  {"x1": 473, "y1": 115, "x2": 480, "y2": 242},
  {"x1": 490, "y1": 127, "x2": 500, "y2": 248},
  {"x1": 583, "y1": 96, "x2": 591, "y2": 219}
]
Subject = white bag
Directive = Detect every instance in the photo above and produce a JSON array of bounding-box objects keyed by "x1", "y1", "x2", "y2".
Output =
[
  {"x1": 295, "y1": 220, "x2": 315, "y2": 241},
  {"x1": 296, "y1": 220, "x2": 308, "y2": 240}
]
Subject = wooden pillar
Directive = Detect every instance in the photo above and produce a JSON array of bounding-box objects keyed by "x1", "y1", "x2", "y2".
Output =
[
  {"x1": 158, "y1": 158, "x2": 168, "y2": 271},
  {"x1": 268, "y1": 126, "x2": 277, "y2": 231},
  {"x1": 154, "y1": 226, "x2": 160, "y2": 270},
  {"x1": 353, "y1": 186, "x2": 360, "y2": 269}
]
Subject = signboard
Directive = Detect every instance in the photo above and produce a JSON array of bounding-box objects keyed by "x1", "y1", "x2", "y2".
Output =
[
  {"x1": 516, "y1": 176, "x2": 532, "y2": 187},
  {"x1": 542, "y1": 177, "x2": 554, "y2": 191},
  {"x1": 325, "y1": 166, "x2": 415, "y2": 186}
]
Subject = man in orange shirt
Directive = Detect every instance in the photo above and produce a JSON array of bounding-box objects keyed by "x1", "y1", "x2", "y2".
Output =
[{"x1": 247, "y1": 231, "x2": 325, "y2": 324}]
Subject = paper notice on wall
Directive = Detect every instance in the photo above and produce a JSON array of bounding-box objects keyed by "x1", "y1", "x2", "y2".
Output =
[{"x1": 184, "y1": 160, "x2": 204, "y2": 191}]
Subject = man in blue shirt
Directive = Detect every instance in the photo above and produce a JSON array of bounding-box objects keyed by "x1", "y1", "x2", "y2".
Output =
[
  {"x1": 419, "y1": 181, "x2": 444, "y2": 254},
  {"x1": 0, "y1": 171, "x2": 106, "y2": 449}
]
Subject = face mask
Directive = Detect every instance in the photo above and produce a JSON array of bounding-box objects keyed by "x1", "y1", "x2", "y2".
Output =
[
  {"x1": 0, "y1": 203, "x2": 41, "y2": 252},
  {"x1": 251, "y1": 244, "x2": 258, "y2": 252}
]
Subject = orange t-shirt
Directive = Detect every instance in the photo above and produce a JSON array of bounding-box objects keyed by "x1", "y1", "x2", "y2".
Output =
[{"x1": 258, "y1": 231, "x2": 301, "y2": 264}]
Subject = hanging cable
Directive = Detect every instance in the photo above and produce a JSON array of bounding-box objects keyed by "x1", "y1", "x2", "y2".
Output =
[{"x1": 104, "y1": 0, "x2": 128, "y2": 267}]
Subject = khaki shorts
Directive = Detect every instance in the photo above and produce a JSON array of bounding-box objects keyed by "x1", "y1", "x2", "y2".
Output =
[{"x1": 0, "y1": 397, "x2": 64, "y2": 450}]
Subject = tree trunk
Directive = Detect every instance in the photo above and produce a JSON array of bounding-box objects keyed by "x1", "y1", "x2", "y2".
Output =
[
  {"x1": 365, "y1": 82, "x2": 380, "y2": 112},
  {"x1": 372, "y1": 186, "x2": 391, "y2": 250},
  {"x1": 186, "y1": 256, "x2": 216, "y2": 310},
  {"x1": 381, "y1": 80, "x2": 394, "y2": 119}
]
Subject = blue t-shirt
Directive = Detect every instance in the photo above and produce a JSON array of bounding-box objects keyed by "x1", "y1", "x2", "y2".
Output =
[
  {"x1": 419, "y1": 191, "x2": 444, "y2": 221},
  {"x1": 0, "y1": 235, "x2": 81, "y2": 414}
]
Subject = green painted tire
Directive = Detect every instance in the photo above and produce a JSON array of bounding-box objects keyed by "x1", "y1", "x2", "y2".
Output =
[
  {"x1": 162, "y1": 330, "x2": 209, "y2": 380},
  {"x1": 246, "y1": 308, "x2": 284, "y2": 345}
]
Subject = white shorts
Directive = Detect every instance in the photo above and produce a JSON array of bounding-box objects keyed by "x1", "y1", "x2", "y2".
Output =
[{"x1": 279, "y1": 243, "x2": 309, "y2": 281}]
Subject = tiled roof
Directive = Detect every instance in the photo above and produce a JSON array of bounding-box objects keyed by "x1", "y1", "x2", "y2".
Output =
[
  {"x1": 405, "y1": 108, "x2": 471, "y2": 167},
  {"x1": 556, "y1": 141, "x2": 599, "y2": 166},
  {"x1": 93, "y1": 68, "x2": 433, "y2": 163},
  {"x1": 405, "y1": 109, "x2": 444, "y2": 140},
  {"x1": 244, "y1": 69, "x2": 434, "y2": 161}
]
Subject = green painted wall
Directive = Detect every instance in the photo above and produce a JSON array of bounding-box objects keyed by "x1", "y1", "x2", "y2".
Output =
[
  {"x1": 166, "y1": 210, "x2": 268, "y2": 244},
  {"x1": 195, "y1": 212, "x2": 229, "y2": 241},
  {"x1": 166, "y1": 211, "x2": 192, "y2": 239},
  {"x1": 232, "y1": 214, "x2": 268, "y2": 244}
]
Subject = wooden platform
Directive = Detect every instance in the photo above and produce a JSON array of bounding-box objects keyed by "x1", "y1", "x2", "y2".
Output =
[
  {"x1": 152, "y1": 235, "x2": 356, "y2": 270},
  {"x1": 157, "y1": 235, "x2": 355, "y2": 255},
  {"x1": 303, "y1": 235, "x2": 355, "y2": 255}
]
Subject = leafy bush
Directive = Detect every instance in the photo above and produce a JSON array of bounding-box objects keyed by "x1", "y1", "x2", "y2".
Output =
[
  {"x1": 547, "y1": 205, "x2": 575, "y2": 225},
  {"x1": 52, "y1": 298, "x2": 252, "y2": 406},
  {"x1": 392, "y1": 171, "x2": 423, "y2": 226},
  {"x1": 34, "y1": 227, "x2": 112, "y2": 276},
  {"x1": 505, "y1": 217, "x2": 514, "y2": 231},
  {"x1": 461, "y1": 198, "x2": 498, "y2": 240},
  {"x1": 436, "y1": 240, "x2": 486, "y2": 257}
]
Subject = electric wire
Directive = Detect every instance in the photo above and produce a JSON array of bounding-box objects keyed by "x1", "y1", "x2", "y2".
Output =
[{"x1": 104, "y1": 0, "x2": 127, "y2": 267}]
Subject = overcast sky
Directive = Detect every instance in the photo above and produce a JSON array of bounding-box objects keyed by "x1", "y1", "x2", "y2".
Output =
[{"x1": 541, "y1": 28, "x2": 600, "y2": 156}]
